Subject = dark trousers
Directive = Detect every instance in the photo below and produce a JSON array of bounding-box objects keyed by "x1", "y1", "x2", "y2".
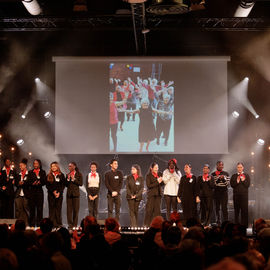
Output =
[
  {"x1": 156, "y1": 118, "x2": 172, "y2": 142},
  {"x1": 88, "y1": 197, "x2": 99, "y2": 219},
  {"x1": 67, "y1": 196, "x2": 80, "y2": 228},
  {"x1": 110, "y1": 124, "x2": 118, "y2": 151},
  {"x1": 200, "y1": 196, "x2": 213, "y2": 226},
  {"x1": 144, "y1": 195, "x2": 161, "y2": 226},
  {"x1": 0, "y1": 194, "x2": 14, "y2": 218},
  {"x1": 164, "y1": 195, "x2": 177, "y2": 220},
  {"x1": 214, "y1": 191, "x2": 228, "y2": 223},
  {"x1": 15, "y1": 196, "x2": 29, "y2": 226},
  {"x1": 107, "y1": 194, "x2": 121, "y2": 221},
  {"x1": 127, "y1": 199, "x2": 140, "y2": 227},
  {"x1": 233, "y1": 193, "x2": 248, "y2": 227},
  {"x1": 29, "y1": 192, "x2": 44, "y2": 227},
  {"x1": 48, "y1": 194, "x2": 63, "y2": 227}
]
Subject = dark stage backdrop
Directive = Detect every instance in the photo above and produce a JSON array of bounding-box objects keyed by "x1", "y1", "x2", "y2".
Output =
[{"x1": 53, "y1": 56, "x2": 230, "y2": 154}]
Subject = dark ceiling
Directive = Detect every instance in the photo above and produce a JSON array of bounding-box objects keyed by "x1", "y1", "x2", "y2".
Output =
[{"x1": 0, "y1": 0, "x2": 269, "y2": 17}]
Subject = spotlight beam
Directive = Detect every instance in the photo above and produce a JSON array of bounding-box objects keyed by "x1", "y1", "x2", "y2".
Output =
[{"x1": 234, "y1": 1, "x2": 255, "y2": 17}]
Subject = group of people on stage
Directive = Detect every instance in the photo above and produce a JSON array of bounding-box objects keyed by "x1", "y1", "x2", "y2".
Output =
[
  {"x1": 0, "y1": 157, "x2": 250, "y2": 229},
  {"x1": 109, "y1": 76, "x2": 174, "y2": 152}
]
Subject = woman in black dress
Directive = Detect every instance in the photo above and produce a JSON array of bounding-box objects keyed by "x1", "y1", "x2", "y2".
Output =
[
  {"x1": 177, "y1": 164, "x2": 200, "y2": 224},
  {"x1": 46, "y1": 162, "x2": 66, "y2": 228},
  {"x1": 126, "y1": 164, "x2": 144, "y2": 227}
]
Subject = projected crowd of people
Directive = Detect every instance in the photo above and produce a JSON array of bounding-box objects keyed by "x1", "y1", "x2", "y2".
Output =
[{"x1": 109, "y1": 76, "x2": 174, "y2": 152}]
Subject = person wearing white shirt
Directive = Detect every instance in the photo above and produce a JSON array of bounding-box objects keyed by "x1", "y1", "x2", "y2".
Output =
[
  {"x1": 162, "y1": 159, "x2": 181, "y2": 220},
  {"x1": 86, "y1": 162, "x2": 100, "y2": 219}
]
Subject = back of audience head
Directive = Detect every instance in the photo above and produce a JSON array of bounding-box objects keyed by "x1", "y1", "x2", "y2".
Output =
[
  {"x1": 150, "y1": 216, "x2": 164, "y2": 230},
  {"x1": 0, "y1": 248, "x2": 18, "y2": 270},
  {"x1": 105, "y1": 218, "x2": 120, "y2": 233},
  {"x1": 40, "y1": 218, "x2": 53, "y2": 234},
  {"x1": 14, "y1": 220, "x2": 26, "y2": 232}
]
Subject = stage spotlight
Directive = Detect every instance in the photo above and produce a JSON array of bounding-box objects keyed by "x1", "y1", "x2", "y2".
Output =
[
  {"x1": 10, "y1": 146, "x2": 15, "y2": 152},
  {"x1": 0, "y1": 134, "x2": 2, "y2": 139},
  {"x1": 35, "y1": 78, "x2": 40, "y2": 83},
  {"x1": 245, "y1": 77, "x2": 249, "y2": 81},
  {"x1": 268, "y1": 164, "x2": 270, "y2": 168},
  {"x1": 232, "y1": 111, "x2": 240, "y2": 119},
  {"x1": 255, "y1": 114, "x2": 260, "y2": 119},
  {"x1": 257, "y1": 139, "x2": 265, "y2": 146},
  {"x1": 16, "y1": 139, "x2": 24, "y2": 146},
  {"x1": 251, "y1": 152, "x2": 255, "y2": 156},
  {"x1": 22, "y1": 0, "x2": 42, "y2": 15},
  {"x1": 234, "y1": 0, "x2": 255, "y2": 17},
  {"x1": 44, "y1": 111, "x2": 52, "y2": 119},
  {"x1": 268, "y1": 146, "x2": 270, "y2": 150},
  {"x1": 21, "y1": 114, "x2": 26, "y2": 119},
  {"x1": 251, "y1": 168, "x2": 255, "y2": 173},
  {"x1": 28, "y1": 152, "x2": 32, "y2": 156}
]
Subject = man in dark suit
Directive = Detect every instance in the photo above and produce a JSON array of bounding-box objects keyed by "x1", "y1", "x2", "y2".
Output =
[{"x1": 65, "y1": 162, "x2": 83, "y2": 229}]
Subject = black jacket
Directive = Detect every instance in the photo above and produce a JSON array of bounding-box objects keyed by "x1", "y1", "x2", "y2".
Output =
[
  {"x1": 0, "y1": 167, "x2": 17, "y2": 197},
  {"x1": 105, "y1": 170, "x2": 123, "y2": 195},
  {"x1": 46, "y1": 173, "x2": 66, "y2": 197},
  {"x1": 126, "y1": 175, "x2": 144, "y2": 201},
  {"x1": 197, "y1": 175, "x2": 215, "y2": 197},
  {"x1": 178, "y1": 175, "x2": 199, "y2": 200},
  {"x1": 65, "y1": 171, "x2": 83, "y2": 197},
  {"x1": 15, "y1": 170, "x2": 32, "y2": 198},
  {"x1": 146, "y1": 172, "x2": 163, "y2": 197},
  {"x1": 28, "y1": 169, "x2": 46, "y2": 195},
  {"x1": 230, "y1": 173, "x2": 250, "y2": 194}
]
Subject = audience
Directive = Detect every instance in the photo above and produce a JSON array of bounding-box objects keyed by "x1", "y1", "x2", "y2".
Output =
[{"x1": 0, "y1": 215, "x2": 270, "y2": 270}]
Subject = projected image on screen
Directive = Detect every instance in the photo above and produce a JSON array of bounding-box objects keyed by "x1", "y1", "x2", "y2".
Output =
[{"x1": 109, "y1": 63, "x2": 174, "y2": 152}]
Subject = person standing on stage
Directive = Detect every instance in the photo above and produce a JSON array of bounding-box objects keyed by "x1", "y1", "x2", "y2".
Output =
[
  {"x1": 0, "y1": 158, "x2": 17, "y2": 218},
  {"x1": 230, "y1": 162, "x2": 250, "y2": 227},
  {"x1": 177, "y1": 164, "x2": 200, "y2": 223},
  {"x1": 144, "y1": 162, "x2": 163, "y2": 226},
  {"x1": 162, "y1": 159, "x2": 181, "y2": 220},
  {"x1": 28, "y1": 159, "x2": 46, "y2": 227},
  {"x1": 15, "y1": 158, "x2": 31, "y2": 226},
  {"x1": 126, "y1": 164, "x2": 144, "y2": 227},
  {"x1": 65, "y1": 162, "x2": 83, "y2": 229},
  {"x1": 211, "y1": 161, "x2": 230, "y2": 224},
  {"x1": 46, "y1": 162, "x2": 65, "y2": 228},
  {"x1": 105, "y1": 159, "x2": 123, "y2": 221},
  {"x1": 197, "y1": 164, "x2": 215, "y2": 226},
  {"x1": 86, "y1": 162, "x2": 100, "y2": 219}
]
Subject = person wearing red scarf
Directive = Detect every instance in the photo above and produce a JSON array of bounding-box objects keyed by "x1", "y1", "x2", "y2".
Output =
[
  {"x1": 163, "y1": 159, "x2": 181, "y2": 220},
  {"x1": 177, "y1": 164, "x2": 200, "y2": 224},
  {"x1": 144, "y1": 162, "x2": 163, "y2": 227},
  {"x1": 14, "y1": 158, "x2": 31, "y2": 226},
  {"x1": 0, "y1": 158, "x2": 17, "y2": 219},
  {"x1": 211, "y1": 161, "x2": 230, "y2": 225},
  {"x1": 28, "y1": 159, "x2": 46, "y2": 227},
  {"x1": 126, "y1": 164, "x2": 144, "y2": 227},
  {"x1": 46, "y1": 162, "x2": 66, "y2": 228},
  {"x1": 197, "y1": 164, "x2": 215, "y2": 226},
  {"x1": 86, "y1": 162, "x2": 100, "y2": 219},
  {"x1": 230, "y1": 162, "x2": 250, "y2": 227},
  {"x1": 65, "y1": 162, "x2": 83, "y2": 229}
]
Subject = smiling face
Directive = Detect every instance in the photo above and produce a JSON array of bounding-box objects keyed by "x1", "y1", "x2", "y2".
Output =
[
  {"x1": 68, "y1": 163, "x2": 75, "y2": 172},
  {"x1": 111, "y1": 161, "x2": 118, "y2": 171},
  {"x1": 33, "y1": 160, "x2": 40, "y2": 169},
  {"x1": 151, "y1": 164, "x2": 159, "y2": 174},
  {"x1": 19, "y1": 163, "x2": 27, "y2": 171},
  {"x1": 51, "y1": 163, "x2": 58, "y2": 172}
]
